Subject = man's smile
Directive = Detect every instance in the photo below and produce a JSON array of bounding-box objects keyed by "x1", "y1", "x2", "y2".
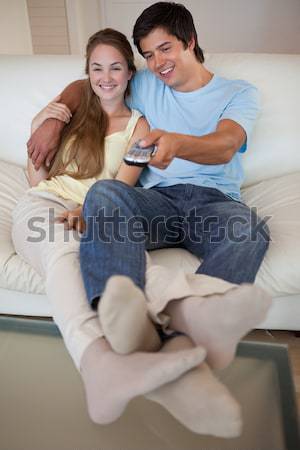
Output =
[{"x1": 159, "y1": 65, "x2": 175, "y2": 79}]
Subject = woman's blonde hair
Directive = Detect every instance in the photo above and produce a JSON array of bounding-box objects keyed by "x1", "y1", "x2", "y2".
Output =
[{"x1": 48, "y1": 28, "x2": 136, "y2": 180}]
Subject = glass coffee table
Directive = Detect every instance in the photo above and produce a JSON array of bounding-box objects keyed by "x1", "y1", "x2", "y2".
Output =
[{"x1": 0, "y1": 316, "x2": 299, "y2": 450}]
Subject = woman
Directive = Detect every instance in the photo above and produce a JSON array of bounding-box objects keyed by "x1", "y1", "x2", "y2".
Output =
[{"x1": 12, "y1": 29, "x2": 207, "y2": 426}]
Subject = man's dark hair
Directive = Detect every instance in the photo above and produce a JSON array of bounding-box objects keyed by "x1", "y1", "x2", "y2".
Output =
[{"x1": 133, "y1": 2, "x2": 204, "y2": 63}]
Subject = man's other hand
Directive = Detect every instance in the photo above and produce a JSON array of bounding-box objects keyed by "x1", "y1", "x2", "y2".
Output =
[{"x1": 27, "y1": 118, "x2": 65, "y2": 170}]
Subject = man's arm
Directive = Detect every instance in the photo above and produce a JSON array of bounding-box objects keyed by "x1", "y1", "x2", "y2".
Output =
[
  {"x1": 27, "y1": 79, "x2": 85, "y2": 170},
  {"x1": 140, "y1": 119, "x2": 246, "y2": 169}
]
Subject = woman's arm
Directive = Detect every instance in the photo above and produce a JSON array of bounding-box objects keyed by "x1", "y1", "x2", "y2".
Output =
[
  {"x1": 31, "y1": 95, "x2": 72, "y2": 134},
  {"x1": 115, "y1": 116, "x2": 150, "y2": 186}
]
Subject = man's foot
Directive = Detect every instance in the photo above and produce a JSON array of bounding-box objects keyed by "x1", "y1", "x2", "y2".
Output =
[
  {"x1": 146, "y1": 335, "x2": 242, "y2": 437},
  {"x1": 166, "y1": 284, "x2": 271, "y2": 369},
  {"x1": 80, "y1": 338, "x2": 206, "y2": 424},
  {"x1": 147, "y1": 363, "x2": 242, "y2": 437},
  {"x1": 99, "y1": 276, "x2": 161, "y2": 353}
]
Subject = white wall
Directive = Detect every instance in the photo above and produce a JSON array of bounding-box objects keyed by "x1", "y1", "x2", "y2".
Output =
[
  {"x1": 98, "y1": 0, "x2": 300, "y2": 55},
  {"x1": 184, "y1": 0, "x2": 300, "y2": 54},
  {"x1": 0, "y1": 0, "x2": 33, "y2": 54},
  {"x1": 2, "y1": 0, "x2": 298, "y2": 56},
  {"x1": 66, "y1": 0, "x2": 102, "y2": 54}
]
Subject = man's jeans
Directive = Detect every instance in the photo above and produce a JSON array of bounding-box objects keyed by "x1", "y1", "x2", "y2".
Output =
[{"x1": 80, "y1": 180, "x2": 270, "y2": 305}]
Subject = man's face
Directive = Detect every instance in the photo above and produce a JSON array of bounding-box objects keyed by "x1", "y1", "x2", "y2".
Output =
[{"x1": 139, "y1": 27, "x2": 196, "y2": 92}]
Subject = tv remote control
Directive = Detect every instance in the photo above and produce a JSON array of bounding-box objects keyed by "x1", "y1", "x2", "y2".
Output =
[{"x1": 124, "y1": 139, "x2": 156, "y2": 166}]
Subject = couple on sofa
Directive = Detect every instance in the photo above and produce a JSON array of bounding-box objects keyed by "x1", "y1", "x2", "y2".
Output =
[{"x1": 13, "y1": 1, "x2": 271, "y2": 438}]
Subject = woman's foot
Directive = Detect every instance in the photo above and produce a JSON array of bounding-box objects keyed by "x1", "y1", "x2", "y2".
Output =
[
  {"x1": 80, "y1": 337, "x2": 206, "y2": 424},
  {"x1": 99, "y1": 276, "x2": 161, "y2": 353}
]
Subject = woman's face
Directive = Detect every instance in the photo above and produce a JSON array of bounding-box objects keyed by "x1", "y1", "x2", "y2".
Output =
[{"x1": 89, "y1": 44, "x2": 132, "y2": 103}]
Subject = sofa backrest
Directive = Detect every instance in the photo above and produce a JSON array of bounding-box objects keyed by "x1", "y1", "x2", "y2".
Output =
[{"x1": 0, "y1": 53, "x2": 299, "y2": 187}]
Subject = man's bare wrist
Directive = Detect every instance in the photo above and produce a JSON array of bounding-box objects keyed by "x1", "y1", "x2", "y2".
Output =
[{"x1": 49, "y1": 118, "x2": 66, "y2": 131}]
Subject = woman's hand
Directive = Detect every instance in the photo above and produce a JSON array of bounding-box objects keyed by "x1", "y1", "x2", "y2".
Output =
[
  {"x1": 56, "y1": 206, "x2": 85, "y2": 233},
  {"x1": 31, "y1": 95, "x2": 72, "y2": 134}
]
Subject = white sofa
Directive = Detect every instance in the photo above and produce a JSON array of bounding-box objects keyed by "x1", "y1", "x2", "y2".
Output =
[{"x1": 0, "y1": 53, "x2": 300, "y2": 331}]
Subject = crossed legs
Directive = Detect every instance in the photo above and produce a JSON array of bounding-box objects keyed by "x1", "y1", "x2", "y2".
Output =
[
  {"x1": 98, "y1": 272, "x2": 271, "y2": 436},
  {"x1": 12, "y1": 186, "x2": 271, "y2": 437}
]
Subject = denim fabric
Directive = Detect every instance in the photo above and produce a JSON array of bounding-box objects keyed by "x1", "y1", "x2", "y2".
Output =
[{"x1": 80, "y1": 180, "x2": 270, "y2": 305}]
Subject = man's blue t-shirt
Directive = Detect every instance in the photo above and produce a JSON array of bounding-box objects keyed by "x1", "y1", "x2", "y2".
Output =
[{"x1": 128, "y1": 69, "x2": 259, "y2": 200}]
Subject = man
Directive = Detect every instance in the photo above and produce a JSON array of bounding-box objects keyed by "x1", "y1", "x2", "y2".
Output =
[
  {"x1": 27, "y1": 2, "x2": 271, "y2": 434},
  {"x1": 80, "y1": 2, "x2": 269, "y2": 302}
]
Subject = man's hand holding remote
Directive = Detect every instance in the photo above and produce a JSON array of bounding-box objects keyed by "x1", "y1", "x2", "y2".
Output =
[{"x1": 139, "y1": 129, "x2": 181, "y2": 169}]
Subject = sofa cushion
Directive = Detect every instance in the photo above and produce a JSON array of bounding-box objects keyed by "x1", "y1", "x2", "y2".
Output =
[
  {"x1": 0, "y1": 160, "x2": 45, "y2": 294},
  {"x1": 1, "y1": 159, "x2": 300, "y2": 304},
  {"x1": 242, "y1": 172, "x2": 300, "y2": 296}
]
